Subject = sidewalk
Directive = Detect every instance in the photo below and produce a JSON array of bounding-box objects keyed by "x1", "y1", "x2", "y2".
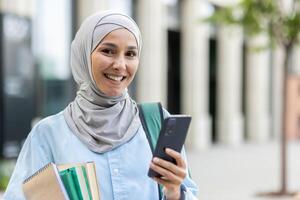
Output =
[{"x1": 186, "y1": 140, "x2": 300, "y2": 200}]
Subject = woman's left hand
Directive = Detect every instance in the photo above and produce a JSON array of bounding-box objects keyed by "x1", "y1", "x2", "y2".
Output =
[{"x1": 150, "y1": 148, "x2": 187, "y2": 200}]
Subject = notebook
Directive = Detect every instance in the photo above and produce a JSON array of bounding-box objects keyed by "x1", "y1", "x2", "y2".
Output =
[
  {"x1": 75, "y1": 166, "x2": 92, "y2": 199},
  {"x1": 60, "y1": 168, "x2": 82, "y2": 200},
  {"x1": 22, "y1": 162, "x2": 100, "y2": 200},
  {"x1": 22, "y1": 163, "x2": 70, "y2": 200}
]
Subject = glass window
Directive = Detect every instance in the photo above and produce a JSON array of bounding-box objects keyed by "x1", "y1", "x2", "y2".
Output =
[{"x1": 33, "y1": 0, "x2": 74, "y2": 116}]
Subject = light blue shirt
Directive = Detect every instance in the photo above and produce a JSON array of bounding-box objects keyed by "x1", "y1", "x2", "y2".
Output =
[{"x1": 3, "y1": 112, "x2": 198, "y2": 200}]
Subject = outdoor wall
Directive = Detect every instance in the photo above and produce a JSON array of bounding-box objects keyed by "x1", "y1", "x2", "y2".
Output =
[{"x1": 286, "y1": 76, "x2": 300, "y2": 140}]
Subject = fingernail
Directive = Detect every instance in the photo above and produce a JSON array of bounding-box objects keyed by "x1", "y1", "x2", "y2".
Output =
[{"x1": 153, "y1": 157, "x2": 159, "y2": 163}]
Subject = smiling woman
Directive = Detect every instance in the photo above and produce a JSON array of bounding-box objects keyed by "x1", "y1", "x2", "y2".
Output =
[
  {"x1": 3, "y1": 11, "x2": 198, "y2": 200},
  {"x1": 91, "y1": 28, "x2": 139, "y2": 97}
]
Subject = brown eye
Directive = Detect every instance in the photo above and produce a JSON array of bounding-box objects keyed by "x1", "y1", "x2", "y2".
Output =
[
  {"x1": 126, "y1": 51, "x2": 137, "y2": 58},
  {"x1": 101, "y1": 48, "x2": 115, "y2": 55}
]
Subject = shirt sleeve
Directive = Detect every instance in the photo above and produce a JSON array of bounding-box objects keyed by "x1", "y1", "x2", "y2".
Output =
[
  {"x1": 2, "y1": 123, "x2": 53, "y2": 200},
  {"x1": 162, "y1": 184, "x2": 198, "y2": 200},
  {"x1": 177, "y1": 147, "x2": 199, "y2": 200}
]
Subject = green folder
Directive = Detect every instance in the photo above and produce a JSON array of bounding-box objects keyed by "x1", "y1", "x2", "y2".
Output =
[{"x1": 59, "y1": 168, "x2": 83, "y2": 200}]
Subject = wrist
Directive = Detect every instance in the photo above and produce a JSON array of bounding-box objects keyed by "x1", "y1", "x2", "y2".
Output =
[
  {"x1": 165, "y1": 186, "x2": 185, "y2": 200},
  {"x1": 164, "y1": 187, "x2": 180, "y2": 200}
]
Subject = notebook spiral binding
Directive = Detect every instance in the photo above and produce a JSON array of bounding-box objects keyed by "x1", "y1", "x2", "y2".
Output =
[{"x1": 23, "y1": 162, "x2": 53, "y2": 184}]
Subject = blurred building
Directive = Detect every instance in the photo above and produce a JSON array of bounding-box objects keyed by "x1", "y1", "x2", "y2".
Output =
[
  {"x1": 287, "y1": 76, "x2": 300, "y2": 140},
  {"x1": 0, "y1": 0, "x2": 75, "y2": 157},
  {"x1": 0, "y1": 0, "x2": 300, "y2": 157}
]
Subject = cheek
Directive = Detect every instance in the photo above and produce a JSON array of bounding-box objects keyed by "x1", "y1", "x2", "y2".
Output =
[
  {"x1": 128, "y1": 61, "x2": 139, "y2": 76},
  {"x1": 92, "y1": 56, "x2": 111, "y2": 73}
]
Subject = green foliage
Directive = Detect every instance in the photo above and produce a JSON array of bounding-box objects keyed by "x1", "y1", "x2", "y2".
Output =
[
  {"x1": 204, "y1": 6, "x2": 237, "y2": 24},
  {"x1": 0, "y1": 174, "x2": 9, "y2": 191},
  {"x1": 285, "y1": 12, "x2": 300, "y2": 42},
  {"x1": 205, "y1": 0, "x2": 300, "y2": 47},
  {"x1": 246, "y1": 0, "x2": 278, "y2": 33},
  {"x1": 0, "y1": 160, "x2": 15, "y2": 191}
]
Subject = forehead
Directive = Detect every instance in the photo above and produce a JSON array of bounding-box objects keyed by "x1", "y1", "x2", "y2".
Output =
[{"x1": 99, "y1": 28, "x2": 138, "y2": 47}]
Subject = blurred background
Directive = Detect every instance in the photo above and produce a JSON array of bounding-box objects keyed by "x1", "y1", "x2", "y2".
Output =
[{"x1": 0, "y1": 0, "x2": 300, "y2": 199}]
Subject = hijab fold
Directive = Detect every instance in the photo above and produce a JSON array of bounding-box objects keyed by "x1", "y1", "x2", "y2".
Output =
[{"x1": 63, "y1": 11, "x2": 142, "y2": 153}]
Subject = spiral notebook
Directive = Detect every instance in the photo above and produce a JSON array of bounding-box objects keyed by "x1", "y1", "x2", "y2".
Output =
[
  {"x1": 22, "y1": 162, "x2": 100, "y2": 200},
  {"x1": 22, "y1": 163, "x2": 70, "y2": 200}
]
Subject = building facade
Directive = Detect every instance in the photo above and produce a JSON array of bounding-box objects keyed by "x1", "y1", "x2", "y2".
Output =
[{"x1": 1, "y1": 0, "x2": 300, "y2": 157}]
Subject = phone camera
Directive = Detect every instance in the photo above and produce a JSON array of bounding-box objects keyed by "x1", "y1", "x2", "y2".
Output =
[{"x1": 165, "y1": 118, "x2": 176, "y2": 136}]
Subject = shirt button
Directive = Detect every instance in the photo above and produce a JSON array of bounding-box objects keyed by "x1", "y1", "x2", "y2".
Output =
[{"x1": 113, "y1": 168, "x2": 119, "y2": 175}]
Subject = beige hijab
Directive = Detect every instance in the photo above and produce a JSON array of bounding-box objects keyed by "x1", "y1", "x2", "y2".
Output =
[{"x1": 63, "y1": 11, "x2": 142, "y2": 153}]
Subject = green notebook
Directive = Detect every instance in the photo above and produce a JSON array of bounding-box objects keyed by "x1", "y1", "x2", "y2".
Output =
[
  {"x1": 58, "y1": 162, "x2": 99, "y2": 200},
  {"x1": 59, "y1": 168, "x2": 83, "y2": 200},
  {"x1": 74, "y1": 166, "x2": 92, "y2": 200}
]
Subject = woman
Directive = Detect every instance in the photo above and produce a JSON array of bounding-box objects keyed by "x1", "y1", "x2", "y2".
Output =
[{"x1": 3, "y1": 11, "x2": 198, "y2": 200}]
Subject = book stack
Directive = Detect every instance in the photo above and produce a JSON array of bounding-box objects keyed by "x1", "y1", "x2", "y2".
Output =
[{"x1": 22, "y1": 162, "x2": 100, "y2": 200}]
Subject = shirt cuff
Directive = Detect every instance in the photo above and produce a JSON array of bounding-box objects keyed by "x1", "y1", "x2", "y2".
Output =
[{"x1": 179, "y1": 185, "x2": 186, "y2": 200}]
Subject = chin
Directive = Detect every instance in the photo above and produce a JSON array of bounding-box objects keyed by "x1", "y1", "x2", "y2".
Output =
[{"x1": 104, "y1": 90, "x2": 123, "y2": 97}]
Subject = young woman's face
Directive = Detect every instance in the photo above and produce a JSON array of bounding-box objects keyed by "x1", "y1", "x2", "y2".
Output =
[{"x1": 91, "y1": 28, "x2": 139, "y2": 97}]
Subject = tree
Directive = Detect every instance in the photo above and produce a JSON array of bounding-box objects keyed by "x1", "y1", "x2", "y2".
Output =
[{"x1": 205, "y1": 0, "x2": 300, "y2": 197}]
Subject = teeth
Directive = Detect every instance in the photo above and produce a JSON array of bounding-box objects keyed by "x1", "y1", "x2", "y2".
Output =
[{"x1": 106, "y1": 74, "x2": 123, "y2": 81}]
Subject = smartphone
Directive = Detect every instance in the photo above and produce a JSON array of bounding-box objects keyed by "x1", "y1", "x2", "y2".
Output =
[{"x1": 148, "y1": 115, "x2": 192, "y2": 178}]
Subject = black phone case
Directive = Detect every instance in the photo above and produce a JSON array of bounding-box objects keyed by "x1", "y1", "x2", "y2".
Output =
[{"x1": 148, "y1": 115, "x2": 191, "y2": 178}]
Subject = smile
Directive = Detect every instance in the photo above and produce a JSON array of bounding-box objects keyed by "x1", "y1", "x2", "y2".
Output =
[{"x1": 105, "y1": 74, "x2": 125, "y2": 82}]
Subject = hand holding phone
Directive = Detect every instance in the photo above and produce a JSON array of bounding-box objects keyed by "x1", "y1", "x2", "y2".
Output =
[{"x1": 148, "y1": 115, "x2": 191, "y2": 178}]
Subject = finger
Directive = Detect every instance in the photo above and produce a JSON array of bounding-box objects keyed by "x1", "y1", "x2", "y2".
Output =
[
  {"x1": 150, "y1": 162, "x2": 182, "y2": 184},
  {"x1": 165, "y1": 148, "x2": 186, "y2": 169},
  {"x1": 152, "y1": 157, "x2": 186, "y2": 179}
]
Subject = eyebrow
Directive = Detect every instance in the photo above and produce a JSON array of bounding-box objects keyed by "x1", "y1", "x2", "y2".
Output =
[{"x1": 101, "y1": 42, "x2": 138, "y2": 50}]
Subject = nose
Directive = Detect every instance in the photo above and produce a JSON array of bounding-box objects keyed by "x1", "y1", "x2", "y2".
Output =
[{"x1": 113, "y1": 55, "x2": 126, "y2": 71}]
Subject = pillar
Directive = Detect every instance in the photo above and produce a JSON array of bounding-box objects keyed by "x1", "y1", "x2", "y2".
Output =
[
  {"x1": 216, "y1": 25, "x2": 244, "y2": 145},
  {"x1": 181, "y1": 0, "x2": 212, "y2": 149}
]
